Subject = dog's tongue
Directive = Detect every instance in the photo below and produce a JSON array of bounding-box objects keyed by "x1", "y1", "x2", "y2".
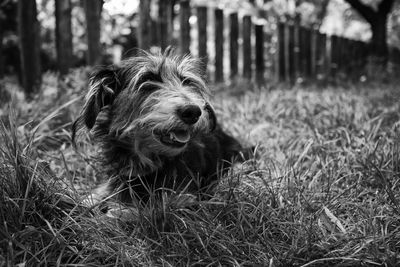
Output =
[{"x1": 170, "y1": 130, "x2": 190, "y2": 143}]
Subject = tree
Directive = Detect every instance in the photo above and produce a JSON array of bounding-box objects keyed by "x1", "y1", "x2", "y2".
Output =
[
  {"x1": 314, "y1": 0, "x2": 330, "y2": 29},
  {"x1": 18, "y1": 0, "x2": 41, "y2": 96},
  {"x1": 83, "y1": 0, "x2": 103, "y2": 65},
  {"x1": 55, "y1": 0, "x2": 73, "y2": 75},
  {"x1": 344, "y1": 0, "x2": 395, "y2": 64}
]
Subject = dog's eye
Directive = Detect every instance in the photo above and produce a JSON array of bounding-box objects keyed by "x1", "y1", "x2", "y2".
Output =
[
  {"x1": 135, "y1": 72, "x2": 163, "y2": 93},
  {"x1": 137, "y1": 83, "x2": 160, "y2": 96},
  {"x1": 181, "y1": 78, "x2": 196, "y2": 87}
]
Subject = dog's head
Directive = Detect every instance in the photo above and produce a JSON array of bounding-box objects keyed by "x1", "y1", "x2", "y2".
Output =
[{"x1": 73, "y1": 48, "x2": 216, "y2": 162}]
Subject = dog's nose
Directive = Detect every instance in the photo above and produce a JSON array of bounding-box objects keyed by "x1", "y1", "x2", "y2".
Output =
[{"x1": 177, "y1": 105, "x2": 202, "y2": 125}]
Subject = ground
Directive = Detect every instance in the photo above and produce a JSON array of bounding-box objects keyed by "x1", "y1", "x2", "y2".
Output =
[{"x1": 1, "y1": 69, "x2": 400, "y2": 266}]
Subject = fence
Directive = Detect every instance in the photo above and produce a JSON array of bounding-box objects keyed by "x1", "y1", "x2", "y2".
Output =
[
  {"x1": 275, "y1": 22, "x2": 370, "y2": 83},
  {"x1": 140, "y1": 2, "x2": 400, "y2": 84}
]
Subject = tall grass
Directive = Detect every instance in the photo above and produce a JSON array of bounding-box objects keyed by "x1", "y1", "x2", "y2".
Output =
[{"x1": 1, "y1": 73, "x2": 400, "y2": 266}]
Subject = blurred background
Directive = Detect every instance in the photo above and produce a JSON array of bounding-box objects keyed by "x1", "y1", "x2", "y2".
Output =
[{"x1": 0, "y1": 0, "x2": 399, "y2": 97}]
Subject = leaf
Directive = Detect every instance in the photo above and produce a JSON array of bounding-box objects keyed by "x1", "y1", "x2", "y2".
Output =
[{"x1": 322, "y1": 206, "x2": 347, "y2": 234}]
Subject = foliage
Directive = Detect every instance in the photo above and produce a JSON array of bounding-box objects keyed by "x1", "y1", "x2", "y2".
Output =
[{"x1": 1, "y1": 70, "x2": 400, "y2": 265}]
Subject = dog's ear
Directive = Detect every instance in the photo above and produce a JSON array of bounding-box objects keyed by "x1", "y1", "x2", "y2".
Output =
[
  {"x1": 205, "y1": 103, "x2": 217, "y2": 132},
  {"x1": 82, "y1": 66, "x2": 122, "y2": 129},
  {"x1": 72, "y1": 66, "x2": 122, "y2": 142}
]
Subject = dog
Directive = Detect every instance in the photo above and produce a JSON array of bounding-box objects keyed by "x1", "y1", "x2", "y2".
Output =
[{"x1": 72, "y1": 48, "x2": 247, "y2": 207}]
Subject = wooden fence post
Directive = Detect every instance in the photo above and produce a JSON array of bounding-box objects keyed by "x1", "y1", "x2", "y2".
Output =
[
  {"x1": 55, "y1": 0, "x2": 73, "y2": 75},
  {"x1": 355, "y1": 40, "x2": 364, "y2": 76},
  {"x1": 326, "y1": 35, "x2": 332, "y2": 79},
  {"x1": 179, "y1": 0, "x2": 190, "y2": 55},
  {"x1": 168, "y1": 1, "x2": 175, "y2": 46},
  {"x1": 297, "y1": 26, "x2": 304, "y2": 78},
  {"x1": 353, "y1": 41, "x2": 359, "y2": 70},
  {"x1": 277, "y1": 22, "x2": 285, "y2": 82},
  {"x1": 18, "y1": 0, "x2": 41, "y2": 96},
  {"x1": 138, "y1": 0, "x2": 151, "y2": 50},
  {"x1": 242, "y1": 15, "x2": 252, "y2": 80},
  {"x1": 304, "y1": 28, "x2": 312, "y2": 78},
  {"x1": 392, "y1": 48, "x2": 398, "y2": 65},
  {"x1": 298, "y1": 26, "x2": 306, "y2": 78},
  {"x1": 158, "y1": 0, "x2": 171, "y2": 50},
  {"x1": 229, "y1": 12, "x2": 239, "y2": 79},
  {"x1": 293, "y1": 22, "x2": 300, "y2": 82},
  {"x1": 215, "y1": 8, "x2": 224, "y2": 82},
  {"x1": 310, "y1": 28, "x2": 317, "y2": 78},
  {"x1": 342, "y1": 38, "x2": 348, "y2": 73},
  {"x1": 330, "y1": 35, "x2": 339, "y2": 78},
  {"x1": 283, "y1": 23, "x2": 290, "y2": 82},
  {"x1": 255, "y1": 23, "x2": 264, "y2": 84},
  {"x1": 151, "y1": 19, "x2": 159, "y2": 46},
  {"x1": 84, "y1": 0, "x2": 102, "y2": 64},
  {"x1": 0, "y1": 26, "x2": 3, "y2": 78},
  {"x1": 394, "y1": 48, "x2": 400, "y2": 65},
  {"x1": 362, "y1": 41, "x2": 369, "y2": 68},
  {"x1": 395, "y1": 48, "x2": 400, "y2": 65},
  {"x1": 346, "y1": 39, "x2": 351, "y2": 73},
  {"x1": 197, "y1": 6, "x2": 207, "y2": 71},
  {"x1": 345, "y1": 39, "x2": 353, "y2": 75},
  {"x1": 287, "y1": 23, "x2": 295, "y2": 83},
  {"x1": 337, "y1": 37, "x2": 345, "y2": 73},
  {"x1": 357, "y1": 41, "x2": 365, "y2": 70},
  {"x1": 316, "y1": 33, "x2": 327, "y2": 80}
]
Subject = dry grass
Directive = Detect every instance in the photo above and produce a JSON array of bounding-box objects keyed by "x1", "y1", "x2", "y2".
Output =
[{"x1": 1, "y1": 71, "x2": 400, "y2": 266}]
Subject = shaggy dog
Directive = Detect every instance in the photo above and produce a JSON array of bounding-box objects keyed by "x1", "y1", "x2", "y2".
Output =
[{"x1": 72, "y1": 48, "x2": 246, "y2": 206}]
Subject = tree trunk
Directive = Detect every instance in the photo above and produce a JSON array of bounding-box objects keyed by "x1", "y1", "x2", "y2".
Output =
[
  {"x1": 84, "y1": 0, "x2": 102, "y2": 65},
  {"x1": 345, "y1": 0, "x2": 394, "y2": 65},
  {"x1": 138, "y1": 0, "x2": 151, "y2": 50},
  {"x1": 18, "y1": 0, "x2": 41, "y2": 96},
  {"x1": 370, "y1": 14, "x2": 388, "y2": 64},
  {"x1": 315, "y1": 0, "x2": 330, "y2": 29},
  {"x1": 55, "y1": 0, "x2": 73, "y2": 75}
]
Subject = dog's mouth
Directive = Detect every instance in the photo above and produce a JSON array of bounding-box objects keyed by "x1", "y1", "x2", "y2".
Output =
[{"x1": 158, "y1": 129, "x2": 190, "y2": 148}]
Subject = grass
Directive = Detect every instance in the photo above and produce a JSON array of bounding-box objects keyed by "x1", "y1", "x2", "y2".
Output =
[{"x1": 1, "y1": 71, "x2": 400, "y2": 266}]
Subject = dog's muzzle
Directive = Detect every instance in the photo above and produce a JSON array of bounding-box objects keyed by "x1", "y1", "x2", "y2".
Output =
[
  {"x1": 177, "y1": 104, "x2": 202, "y2": 125},
  {"x1": 154, "y1": 103, "x2": 214, "y2": 148},
  {"x1": 156, "y1": 104, "x2": 201, "y2": 148},
  {"x1": 158, "y1": 128, "x2": 191, "y2": 148}
]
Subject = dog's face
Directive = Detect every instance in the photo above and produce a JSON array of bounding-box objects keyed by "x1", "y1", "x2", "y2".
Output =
[{"x1": 74, "y1": 50, "x2": 216, "y2": 164}]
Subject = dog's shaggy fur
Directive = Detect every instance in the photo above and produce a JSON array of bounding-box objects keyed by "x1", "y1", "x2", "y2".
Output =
[{"x1": 73, "y1": 49, "x2": 245, "y2": 205}]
